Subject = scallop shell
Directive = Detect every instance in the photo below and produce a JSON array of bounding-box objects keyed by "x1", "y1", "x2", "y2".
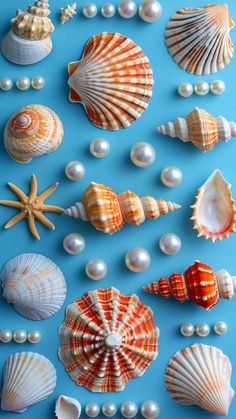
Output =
[
  {"x1": 165, "y1": 344, "x2": 234, "y2": 416},
  {"x1": 1, "y1": 351, "x2": 57, "y2": 413},
  {"x1": 68, "y1": 32, "x2": 154, "y2": 130},
  {"x1": 165, "y1": 4, "x2": 234, "y2": 75},
  {"x1": 60, "y1": 3, "x2": 77, "y2": 24},
  {"x1": 191, "y1": 170, "x2": 236, "y2": 241},
  {"x1": 58, "y1": 287, "x2": 159, "y2": 392},
  {"x1": 55, "y1": 395, "x2": 81, "y2": 419},
  {"x1": 4, "y1": 104, "x2": 64, "y2": 163},
  {"x1": 0, "y1": 253, "x2": 67, "y2": 320}
]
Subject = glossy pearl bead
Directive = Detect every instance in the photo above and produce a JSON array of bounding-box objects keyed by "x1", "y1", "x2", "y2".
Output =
[
  {"x1": 118, "y1": 0, "x2": 137, "y2": 18},
  {"x1": 141, "y1": 401, "x2": 160, "y2": 419},
  {"x1": 90, "y1": 138, "x2": 110, "y2": 158},
  {"x1": 214, "y1": 321, "x2": 228, "y2": 335},
  {"x1": 13, "y1": 329, "x2": 27, "y2": 343},
  {"x1": 63, "y1": 233, "x2": 85, "y2": 255},
  {"x1": 196, "y1": 323, "x2": 210, "y2": 337},
  {"x1": 130, "y1": 142, "x2": 156, "y2": 168},
  {"x1": 85, "y1": 259, "x2": 108, "y2": 280},
  {"x1": 0, "y1": 329, "x2": 12, "y2": 343},
  {"x1": 121, "y1": 402, "x2": 138, "y2": 418},
  {"x1": 83, "y1": 2, "x2": 98, "y2": 17},
  {"x1": 31, "y1": 75, "x2": 45, "y2": 90},
  {"x1": 161, "y1": 166, "x2": 183, "y2": 187},
  {"x1": 102, "y1": 402, "x2": 117, "y2": 417},
  {"x1": 178, "y1": 82, "x2": 193, "y2": 98},
  {"x1": 65, "y1": 161, "x2": 85, "y2": 181},
  {"x1": 180, "y1": 323, "x2": 195, "y2": 337},
  {"x1": 0, "y1": 77, "x2": 13, "y2": 91},
  {"x1": 194, "y1": 80, "x2": 209, "y2": 96},
  {"x1": 139, "y1": 0, "x2": 162, "y2": 23},
  {"x1": 101, "y1": 3, "x2": 116, "y2": 17},
  {"x1": 28, "y1": 330, "x2": 42, "y2": 344},
  {"x1": 85, "y1": 403, "x2": 100, "y2": 417},
  {"x1": 159, "y1": 233, "x2": 181, "y2": 255},
  {"x1": 16, "y1": 76, "x2": 31, "y2": 91},
  {"x1": 210, "y1": 80, "x2": 225, "y2": 95},
  {"x1": 125, "y1": 247, "x2": 150, "y2": 272}
]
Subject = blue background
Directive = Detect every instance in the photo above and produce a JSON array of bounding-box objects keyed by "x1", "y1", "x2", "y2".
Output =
[{"x1": 0, "y1": 1, "x2": 235, "y2": 418}]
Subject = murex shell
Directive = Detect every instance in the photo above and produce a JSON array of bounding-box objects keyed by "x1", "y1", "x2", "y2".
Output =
[
  {"x1": 68, "y1": 32, "x2": 154, "y2": 130},
  {"x1": 55, "y1": 395, "x2": 81, "y2": 419},
  {"x1": 165, "y1": 4, "x2": 234, "y2": 75},
  {"x1": 1, "y1": 351, "x2": 57, "y2": 413},
  {"x1": 165, "y1": 344, "x2": 234, "y2": 416},
  {"x1": 4, "y1": 104, "x2": 64, "y2": 163},
  {"x1": 58, "y1": 287, "x2": 159, "y2": 392},
  {"x1": 0, "y1": 253, "x2": 67, "y2": 320},
  {"x1": 60, "y1": 3, "x2": 77, "y2": 25}
]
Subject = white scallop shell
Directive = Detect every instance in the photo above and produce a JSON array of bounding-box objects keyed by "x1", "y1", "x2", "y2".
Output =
[
  {"x1": 0, "y1": 253, "x2": 67, "y2": 320},
  {"x1": 55, "y1": 395, "x2": 81, "y2": 419},
  {"x1": 1, "y1": 352, "x2": 57, "y2": 413}
]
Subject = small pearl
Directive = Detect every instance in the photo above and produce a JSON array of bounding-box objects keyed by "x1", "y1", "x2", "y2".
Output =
[
  {"x1": 90, "y1": 138, "x2": 110, "y2": 158},
  {"x1": 178, "y1": 82, "x2": 193, "y2": 98},
  {"x1": 0, "y1": 329, "x2": 12, "y2": 343},
  {"x1": 125, "y1": 247, "x2": 150, "y2": 272},
  {"x1": 63, "y1": 233, "x2": 85, "y2": 255},
  {"x1": 102, "y1": 402, "x2": 117, "y2": 417},
  {"x1": 130, "y1": 142, "x2": 156, "y2": 168},
  {"x1": 85, "y1": 403, "x2": 100, "y2": 417},
  {"x1": 85, "y1": 259, "x2": 108, "y2": 280},
  {"x1": 28, "y1": 330, "x2": 42, "y2": 344},
  {"x1": 210, "y1": 80, "x2": 225, "y2": 95},
  {"x1": 180, "y1": 323, "x2": 195, "y2": 337},
  {"x1": 16, "y1": 76, "x2": 31, "y2": 91},
  {"x1": 141, "y1": 401, "x2": 160, "y2": 419},
  {"x1": 121, "y1": 402, "x2": 138, "y2": 418},
  {"x1": 159, "y1": 233, "x2": 181, "y2": 255},
  {"x1": 31, "y1": 75, "x2": 45, "y2": 90},
  {"x1": 196, "y1": 323, "x2": 210, "y2": 337},
  {"x1": 214, "y1": 321, "x2": 228, "y2": 335},
  {"x1": 139, "y1": 0, "x2": 162, "y2": 23},
  {"x1": 118, "y1": 0, "x2": 137, "y2": 18},
  {"x1": 83, "y1": 3, "x2": 98, "y2": 17},
  {"x1": 194, "y1": 80, "x2": 209, "y2": 96},
  {"x1": 65, "y1": 161, "x2": 85, "y2": 181},
  {"x1": 13, "y1": 329, "x2": 27, "y2": 343},
  {"x1": 101, "y1": 3, "x2": 116, "y2": 17},
  {"x1": 161, "y1": 166, "x2": 183, "y2": 187},
  {"x1": 0, "y1": 77, "x2": 13, "y2": 91}
]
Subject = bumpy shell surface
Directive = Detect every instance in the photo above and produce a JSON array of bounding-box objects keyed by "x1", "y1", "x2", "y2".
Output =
[
  {"x1": 58, "y1": 287, "x2": 159, "y2": 392},
  {"x1": 165, "y1": 344, "x2": 234, "y2": 416},
  {"x1": 68, "y1": 32, "x2": 154, "y2": 130},
  {"x1": 60, "y1": 3, "x2": 77, "y2": 24},
  {"x1": 55, "y1": 395, "x2": 81, "y2": 419},
  {"x1": 165, "y1": 4, "x2": 234, "y2": 75},
  {"x1": 1, "y1": 352, "x2": 57, "y2": 413},
  {"x1": 0, "y1": 253, "x2": 67, "y2": 320}
]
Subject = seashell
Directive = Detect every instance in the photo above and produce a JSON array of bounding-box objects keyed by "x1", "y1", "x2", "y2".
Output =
[
  {"x1": 157, "y1": 107, "x2": 236, "y2": 152},
  {"x1": 55, "y1": 395, "x2": 81, "y2": 419},
  {"x1": 4, "y1": 104, "x2": 64, "y2": 164},
  {"x1": 165, "y1": 4, "x2": 234, "y2": 75},
  {"x1": 65, "y1": 182, "x2": 181, "y2": 234},
  {"x1": 143, "y1": 260, "x2": 236, "y2": 310},
  {"x1": 191, "y1": 170, "x2": 236, "y2": 241},
  {"x1": 58, "y1": 287, "x2": 159, "y2": 392},
  {"x1": 0, "y1": 253, "x2": 67, "y2": 320},
  {"x1": 68, "y1": 32, "x2": 154, "y2": 130},
  {"x1": 165, "y1": 343, "x2": 234, "y2": 415},
  {"x1": 1, "y1": 351, "x2": 57, "y2": 413},
  {"x1": 60, "y1": 3, "x2": 77, "y2": 24}
]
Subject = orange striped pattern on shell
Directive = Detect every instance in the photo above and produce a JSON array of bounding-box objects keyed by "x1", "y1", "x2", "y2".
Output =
[
  {"x1": 186, "y1": 108, "x2": 218, "y2": 152},
  {"x1": 118, "y1": 191, "x2": 145, "y2": 225}
]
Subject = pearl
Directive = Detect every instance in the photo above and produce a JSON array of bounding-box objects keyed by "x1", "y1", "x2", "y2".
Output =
[
  {"x1": 65, "y1": 161, "x2": 85, "y2": 181},
  {"x1": 121, "y1": 402, "x2": 138, "y2": 418},
  {"x1": 101, "y1": 3, "x2": 116, "y2": 17},
  {"x1": 161, "y1": 166, "x2": 183, "y2": 187},
  {"x1": 130, "y1": 142, "x2": 156, "y2": 168},
  {"x1": 28, "y1": 330, "x2": 42, "y2": 344},
  {"x1": 125, "y1": 247, "x2": 150, "y2": 272},
  {"x1": 180, "y1": 323, "x2": 195, "y2": 337},
  {"x1": 83, "y1": 3, "x2": 98, "y2": 18},
  {"x1": 85, "y1": 259, "x2": 108, "y2": 280},
  {"x1": 194, "y1": 80, "x2": 209, "y2": 96},
  {"x1": 0, "y1": 329, "x2": 12, "y2": 343},
  {"x1": 178, "y1": 82, "x2": 193, "y2": 98},
  {"x1": 90, "y1": 138, "x2": 110, "y2": 158},
  {"x1": 16, "y1": 76, "x2": 31, "y2": 91},
  {"x1": 159, "y1": 233, "x2": 181, "y2": 255},
  {"x1": 0, "y1": 77, "x2": 13, "y2": 91},
  {"x1": 141, "y1": 401, "x2": 160, "y2": 419},
  {"x1": 118, "y1": 0, "x2": 137, "y2": 18},
  {"x1": 31, "y1": 75, "x2": 45, "y2": 90},
  {"x1": 85, "y1": 403, "x2": 100, "y2": 417},
  {"x1": 13, "y1": 329, "x2": 27, "y2": 343},
  {"x1": 214, "y1": 321, "x2": 228, "y2": 335},
  {"x1": 139, "y1": 0, "x2": 162, "y2": 23},
  {"x1": 196, "y1": 323, "x2": 210, "y2": 337},
  {"x1": 210, "y1": 80, "x2": 225, "y2": 95},
  {"x1": 63, "y1": 233, "x2": 85, "y2": 255},
  {"x1": 102, "y1": 402, "x2": 117, "y2": 417}
]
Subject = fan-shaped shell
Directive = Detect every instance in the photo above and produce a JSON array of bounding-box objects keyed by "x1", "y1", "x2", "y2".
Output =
[
  {"x1": 55, "y1": 395, "x2": 81, "y2": 419},
  {"x1": 165, "y1": 344, "x2": 234, "y2": 416},
  {"x1": 4, "y1": 104, "x2": 64, "y2": 163},
  {"x1": 68, "y1": 32, "x2": 154, "y2": 130},
  {"x1": 1, "y1": 351, "x2": 57, "y2": 413},
  {"x1": 165, "y1": 4, "x2": 234, "y2": 75},
  {"x1": 0, "y1": 253, "x2": 67, "y2": 320},
  {"x1": 58, "y1": 287, "x2": 159, "y2": 392}
]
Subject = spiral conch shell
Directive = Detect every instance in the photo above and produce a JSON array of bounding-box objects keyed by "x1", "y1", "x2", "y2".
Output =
[
  {"x1": 68, "y1": 32, "x2": 154, "y2": 130},
  {"x1": 65, "y1": 182, "x2": 181, "y2": 234},
  {"x1": 165, "y1": 4, "x2": 234, "y2": 75},
  {"x1": 60, "y1": 3, "x2": 77, "y2": 24}
]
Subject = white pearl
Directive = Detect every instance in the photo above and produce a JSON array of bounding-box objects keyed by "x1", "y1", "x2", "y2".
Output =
[
  {"x1": 0, "y1": 329, "x2": 12, "y2": 343},
  {"x1": 196, "y1": 323, "x2": 210, "y2": 337},
  {"x1": 121, "y1": 402, "x2": 138, "y2": 418},
  {"x1": 16, "y1": 76, "x2": 31, "y2": 91},
  {"x1": 194, "y1": 80, "x2": 209, "y2": 96},
  {"x1": 85, "y1": 403, "x2": 100, "y2": 417},
  {"x1": 118, "y1": 0, "x2": 137, "y2": 18},
  {"x1": 0, "y1": 77, "x2": 13, "y2": 91},
  {"x1": 141, "y1": 401, "x2": 160, "y2": 419},
  {"x1": 65, "y1": 161, "x2": 85, "y2": 181},
  {"x1": 90, "y1": 138, "x2": 110, "y2": 158},
  {"x1": 101, "y1": 3, "x2": 116, "y2": 17},
  {"x1": 178, "y1": 82, "x2": 193, "y2": 98},
  {"x1": 210, "y1": 80, "x2": 225, "y2": 95},
  {"x1": 161, "y1": 166, "x2": 183, "y2": 187},
  {"x1": 125, "y1": 247, "x2": 150, "y2": 272},
  {"x1": 85, "y1": 259, "x2": 108, "y2": 280},
  {"x1": 214, "y1": 321, "x2": 228, "y2": 335},
  {"x1": 31, "y1": 75, "x2": 45, "y2": 90},
  {"x1": 102, "y1": 402, "x2": 117, "y2": 417},
  {"x1": 180, "y1": 323, "x2": 195, "y2": 337},
  {"x1": 63, "y1": 233, "x2": 85, "y2": 255},
  {"x1": 139, "y1": 0, "x2": 162, "y2": 23},
  {"x1": 130, "y1": 142, "x2": 156, "y2": 168},
  {"x1": 13, "y1": 329, "x2": 27, "y2": 343},
  {"x1": 83, "y1": 3, "x2": 98, "y2": 17},
  {"x1": 28, "y1": 330, "x2": 42, "y2": 344},
  {"x1": 159, "y1": 233, "x2": 181, "y2": 255}
]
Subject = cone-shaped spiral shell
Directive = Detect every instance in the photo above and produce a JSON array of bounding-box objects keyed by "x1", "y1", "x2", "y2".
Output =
[
  {"x1": 1, "y1": 352, "x2": 57, "y2": 413},
  {"x1": 157, "y1": 108, "x2": 236, "y2": 152},
  {"x1": 65, "y1": 182, "x2": 181, "y2": 234},
  {"x1": 55, "y1": 395, "x2": 81, "y2": 419},
  {"x1": 58, "y1": 287, "x2": 159, "y2": 392},
  {"x1": 191, "y1": 170, "x2": 236, "y2": 241},
  {"x1": 4, "y1": 105, "x2": 64, "y2": 163},
  {"x1": 60, "y1": 4, "x2": 77, "y2": 24},
  {"x1": 165, "y1": 344, "x2": 234, "y2": 416},
  {"x1": 68, "y1": 32, "x2": 154, "y2": 130},
  {"x1": 0, "y1": 253, "x2": 67, "y2": 320},
  {"x1": 165, "y1": 4, "x2": 234, "y2": 75}
]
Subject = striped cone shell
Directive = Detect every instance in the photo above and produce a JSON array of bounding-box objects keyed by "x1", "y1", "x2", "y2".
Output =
[{"x1": 58, "y1": 287, "x2": 159, "y2": 392}]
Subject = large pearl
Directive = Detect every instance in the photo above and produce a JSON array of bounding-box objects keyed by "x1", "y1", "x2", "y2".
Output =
[
  {"x1": 121, "y1": 402, "x2": 138, "y2": 418},
  {"x1": 13, "y1": 329, "x2": 27, "y2": 343},
  {"x1": 0, "y1": 77, "x2": 13, "y2": 91},
  {"x1": 125, "y1": 248, "x2": 150, "y2": 272},
  {"x1": 178, "y1": 82, "x2": 193, "y2": 98},
  {"x1": 130, "y1": 142, "x2": 156, "y2": 168},
  {"x1": 196, "y1": 323, "x2": 210, "y2": 337},
  {"x1": 63, "y1": 233, "x2": 85, "y2": 255},
  {"x1": 141, "y1": 401, "x2": 160, "y2": 419},
  {"x1": 118, "y1": 0, "x2": 137, "y2": 18},
  {"x1": 0, "y1": 329, "x2": 12, "y2": 343},
  {"x1": 31, "y1": 75, "x2": 45, "y2": 90},
  {"x1": 101, "y1": 3, "x2": 116, "y2": 17},
  {"x1": 161, "y1": 166, "x2": 182, "y2": 187},
  {"x1": 90, "y1": 138, "x2": 110, "y2": 158},
  {"x1": 194, "y1": 80, "x2": 209, "y2": 96},
  {"x1": 85, "y1": 403, "x2": 100, "y2": 417},
  {"x1": 28, "y1": 330, "x2": 42, "y2": 344},
  {"x1": 159, "y1": 233, "x2": 181, "y2": 255},
  {"x1": 65, "y1": 161, "x2": 85, "y2": 181},
  {"x1": 83, "y1": 2, "x2": 98, "y2": 17},
  {"x1": 214, "y1": 321, "x2": 228, "y2": 335},
  {"x1": 210, "y1": 80, "x2": 225, "y2": 95},
  {"x1": 85, "y1": 259, "x2": 108, "y2": 280},
  {"x1": 180, "y1": 323, "x2": 195, "y2": 337},
  {"x1": 16, "y1": 76, "x2": 31, "y2": 91},
  {"x1": 139, "y1": 0, "x2": 162, "y2": 23},
  {"x1": 102, "y1": 402, "x2": 117, "y2": 417}
]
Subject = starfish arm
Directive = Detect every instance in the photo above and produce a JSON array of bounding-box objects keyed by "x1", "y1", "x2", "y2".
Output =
[
  {"x1": 0, "y1": 200, "x2": 24, "y2": 209},
  {"x1": 4, "y1": 211, "x2": 26, "y2": 229},
  {"x1": 34, "y1": 210, "x2": 55, "y2": 230},
  {"x1": 40, "y1": 204, "x2": 65, "y2": 213},
  {"x1": 29, "y1": 174, "x2": 38, "y2": 202},
  {"x1": 37, "y1": 182, "x2": 59, "y2": 203},
  {"x1": 7, "y1": 182, "x2": 28, "y2": 203},
  {"x1": 27, "y1": 213, "x2": 40, "y2": 240}
]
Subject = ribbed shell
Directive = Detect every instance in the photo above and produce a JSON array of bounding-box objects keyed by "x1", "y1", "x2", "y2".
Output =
[
  {"x1": 165, "y1": 4, "x2": 234, "y2": 75},
  {"x1": 55, "y1": 395, "x2": 81, "y2": 419},
  {"x1": 165, "y1": 344, "x2": 234, "y2": 416},
  {"x1": 60, "y1": 3, "x2": 77, "y2": 25},
  {"x1": 58, "y1": 287, "x2": 159, "y2": 392},
  {"x1": 1, "y1": 352, "x2": 57, "y2": 413},
  {"x1": 68, "y1": 32, "x2": 154, "y2": 130},
  {"x1": 0, "y1": 253, "x2": 67, "y2": 320}
]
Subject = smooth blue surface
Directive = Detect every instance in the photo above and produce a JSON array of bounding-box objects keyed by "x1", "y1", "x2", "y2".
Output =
[{"x1": 0, "y1": 1, "x2": 235, "y2": 418}]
